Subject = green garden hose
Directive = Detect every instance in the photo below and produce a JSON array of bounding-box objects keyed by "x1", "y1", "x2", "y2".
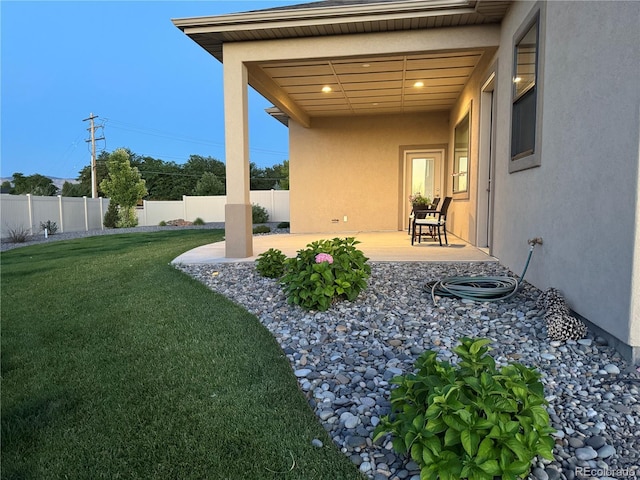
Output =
[{"x1": 427, "y1": 240, "x2": 538, "y2": 305}]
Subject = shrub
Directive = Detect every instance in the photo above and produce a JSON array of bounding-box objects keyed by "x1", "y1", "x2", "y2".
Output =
[
  {"x1": 255, "y1": 248, "x2": 287, "y2": 278},
  {"x1": 253, "y1": 225, "x2": 271, "y2": 234},
  {"x1": 193, "y1": 217, "x2": 205, "y2": 226},
  {"x1": 252, "y1": 203, "x2": 269, "y2": 224},
  {"x1": 39, "y1": 220, "x2": 58, "y2": 235},
  {"x1": 103, "y1": 202, "x2": 119, "y2": 228},
  {"x1": 6, "y1": 226, "x2": 30, "y2": 243},
  {"x1": 281, "y1": 237, "x2": 371, "y2": 311},
  {"x1": 158, "y1": 220, "x2": 167, "y2": 226},
  {"x1": 277, "y1": 221, "x2": 290, "y2": 229},
  {"x1": 116, "y1": 206, "x2": 138, "y2": 228},
  {"x1": 374, "y1": 337, "x2": 555, "y2": 480}
]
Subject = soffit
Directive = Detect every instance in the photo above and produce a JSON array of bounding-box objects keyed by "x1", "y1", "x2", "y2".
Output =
[{"x1": 252, "y1": 49, "x2": 490, "y2": 116}]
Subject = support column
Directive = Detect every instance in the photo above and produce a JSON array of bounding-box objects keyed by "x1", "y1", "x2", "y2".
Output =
[{"x1": 223, "y1": 51, "x2": 253, "y2": 257}]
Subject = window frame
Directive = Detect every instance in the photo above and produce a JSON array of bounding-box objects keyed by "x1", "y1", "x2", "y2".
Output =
[
  {"x1": 452, "y1": 108, "x2": 471, "y2": 198},
  {"x1": 509, "y1": 3, "x2": 545, "y2": 173}
]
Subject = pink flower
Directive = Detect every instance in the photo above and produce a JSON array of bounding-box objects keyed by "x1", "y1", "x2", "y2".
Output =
[{"x1": 315, "y1": 253, "x2": 334, "y2": 264}]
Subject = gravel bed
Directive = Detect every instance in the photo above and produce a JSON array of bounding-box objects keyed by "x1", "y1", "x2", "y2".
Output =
[{"x1": 176, "y1": 260, "x2": 640, "y2": 480}]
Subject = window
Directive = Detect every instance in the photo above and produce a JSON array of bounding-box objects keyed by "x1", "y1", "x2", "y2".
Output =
[
  {"x1": 453, "y1": 111, "x2": 470, "y2": 196},
  {"x1": 510, "y1": 6, "x2": 544, "y2": 172}
]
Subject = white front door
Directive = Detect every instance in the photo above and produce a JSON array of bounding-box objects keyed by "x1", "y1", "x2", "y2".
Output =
[{"x1": 403, "y1": 150, "x2": 443, "y2": 231}]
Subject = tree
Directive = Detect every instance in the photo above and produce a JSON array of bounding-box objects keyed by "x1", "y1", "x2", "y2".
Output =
[
  {"x1": 194, "y1": 172, "x2": 225, "y2": 196},
  {"x1": 61, "y1": 181, "x2": 88, "y2": 197},
  {"x1": 75, "y1": 151, "x2": 109, "y2": 197},
  {"x1": 99, "y1": 149, "x2": 147, "y2": 228},
  {"x1": 10, "y1": 172, "x2": 58, "y2": 196}
]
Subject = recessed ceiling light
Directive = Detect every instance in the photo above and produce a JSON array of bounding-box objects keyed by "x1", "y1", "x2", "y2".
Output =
[
  {"x1": 513, "y1": 77, "x2": 522, "y2": 83},
  {"x1": 322, "y1": 86, "x2": 332, "y2": 93},
  {"x1": 362, "y1": 63, "x2": 371, "y2": 68},
  {"x1": 372, "y1": 102, "x2": 379, "y2": 106},
  {"x1": 413, "y1": 81, "x2": 424, "y2": 88}
]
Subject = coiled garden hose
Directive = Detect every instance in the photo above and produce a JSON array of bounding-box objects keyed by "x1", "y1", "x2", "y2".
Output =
[{"x1": 426, "y1": 240, "x2": 539, "y2": 305}]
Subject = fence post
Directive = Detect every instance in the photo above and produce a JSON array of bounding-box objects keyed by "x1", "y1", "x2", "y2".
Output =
[
  {"x1": 143, "y1": 199, "x2": 148, "y2": 227},
  {"x1": 100, "y1": 197, "x2": 104, "y2": 230},
  {"x1": 58, "y1": 195, "x2": 65, "y2": 233},
  {"x1": 183, "y1": 195, "x2": 188, "y2": 221},
  {"x1": 26, "y1": 194, "x2": 34, "y2": 235},
  {"x1": 83, "y1": 196, "x2": 89, "y2": 231},
  {"x1": 270, "y1": 189, "x2": 275, "y2": 221}
]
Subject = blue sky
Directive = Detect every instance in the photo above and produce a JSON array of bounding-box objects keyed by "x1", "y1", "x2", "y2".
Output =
[{"x1": 1, "y1": 0, "x2": 299, "y2": 179}]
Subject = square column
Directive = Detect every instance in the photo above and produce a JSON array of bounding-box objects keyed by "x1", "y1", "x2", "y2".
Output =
[{"x1": 223, "y1": 53, "x2": 253, "y2": 258}]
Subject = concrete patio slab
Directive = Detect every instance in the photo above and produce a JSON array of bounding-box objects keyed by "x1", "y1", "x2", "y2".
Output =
[{"x1": 172, "y1": 230, "x2": 497, "y2": 264}]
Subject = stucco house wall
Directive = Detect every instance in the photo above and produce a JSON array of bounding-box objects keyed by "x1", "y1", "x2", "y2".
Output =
[
  {"x1": 491, "y1": 1, "x2": 640, "y2": 357},
  {"x1": 446, "y1": 51, "x2": 495, "y2": 244},
  {"x1": 289, "y1": 112, "x2": 449, "y2": 233}
]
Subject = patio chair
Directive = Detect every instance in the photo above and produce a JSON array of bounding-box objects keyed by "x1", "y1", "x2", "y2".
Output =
[
  {"x1": 411, "y1": 196, "x2": 452, "y2": 246},
  {"x1": 407, "y1": 197, "x2": 440, "y2": 235}
]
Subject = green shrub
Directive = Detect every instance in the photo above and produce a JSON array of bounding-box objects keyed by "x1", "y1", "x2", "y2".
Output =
[
  {"x1": 253, "y1": 225, "x2": 271, "y2": 234},
  {"x1": 103, "y1": 202, "x2": 119, "y2": 228},
  {"x1": 374, "y1": 337, "x2": 555, "y2": 480},
  {"x1": 158, "y1": 220, "x2": 167, "y2": 226},
  {"x1": 252, "y1": 203, "x2": 269, "y2": 224},
  {"x1": 116, "y1": 206, "x2": 138, "y2": 228},
  {"x1": 277, "y1": 222, "x2": 290, "y2": 229},
  {"x1": 281, "y1": 237, "x2": 371, "y2": 311},
  {"x1": 39, "y1": 220, "x2": 58, "y2": 235},
  {"x1": 255, "y1": 248, "x2": 287, "y2": 278},
  {"x1": 193, "y1": 217, "x2": 205, "y2": 226}
]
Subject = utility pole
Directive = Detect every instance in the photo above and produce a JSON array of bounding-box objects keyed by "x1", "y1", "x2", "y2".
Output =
[{"x1": 83, "y1": 113, "x2": 105, "y2": 198}]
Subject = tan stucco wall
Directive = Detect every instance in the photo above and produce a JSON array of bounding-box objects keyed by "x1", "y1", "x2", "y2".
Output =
[
  {"x1": 491, "y1": 1, "x2": 640, "y2": 353},
  {"x1": 289, "y1": 113, "x2": 449, "y2": 233},
  {"x1": 446, "y1": 51, "x2": 496, "y2": 245}
]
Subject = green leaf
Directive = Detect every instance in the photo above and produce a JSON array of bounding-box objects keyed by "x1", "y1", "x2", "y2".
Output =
[
  {"x1": 461, "y1": 429, "x2": 480, "y2": 456},
  {"x1": 478, "y1": 459, "x2": 501, "y2": 476},
  {"x1": 444, "y1": 427, "x2": 461, "y2": 446},
  {"x1": 477, "y1": 437, "x2": 495, "y2": 460},
  {"x1": 504, "y1": 438, "x2": 530, "y2": 462},
  {"x1": 503, "y1": 460, "x2": 531, "y2": 476},
  {"x1": 469, "y1": 338, "x2": 492, "y2": 355}
]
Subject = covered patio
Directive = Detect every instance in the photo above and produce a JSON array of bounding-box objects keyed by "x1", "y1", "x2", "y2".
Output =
[{"x1": 172, "y1": 230, "x2": 496, "y2": 264}]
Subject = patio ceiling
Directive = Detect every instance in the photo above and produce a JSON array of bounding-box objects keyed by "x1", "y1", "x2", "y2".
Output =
[
  {"x1": 173, "y1": 0, "x2": 510, "y2": 119},
  {"x1": 251, "y1": 49, "x2": 486, "y2": 117}
]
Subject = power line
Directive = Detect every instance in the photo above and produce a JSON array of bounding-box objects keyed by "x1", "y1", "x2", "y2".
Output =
[{"x1": 102, "y1": 117, "x2": 288, "y2": 156}]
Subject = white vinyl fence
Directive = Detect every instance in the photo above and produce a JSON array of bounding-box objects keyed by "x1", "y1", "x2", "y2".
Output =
[
  {"x1": 1, "y1": 191, "x2": 290, "y2": 238},
  {"x1": 138, "y1": 190, "x2": 290, "y2": 226},
  {"x1": 1, "y1": 194, "x2": 109, "y2": 238}
]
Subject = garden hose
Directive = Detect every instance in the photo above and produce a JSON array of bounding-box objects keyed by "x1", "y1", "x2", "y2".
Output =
[{"x1": 426, "y1": 240, "x2": 539, "y2": 305}]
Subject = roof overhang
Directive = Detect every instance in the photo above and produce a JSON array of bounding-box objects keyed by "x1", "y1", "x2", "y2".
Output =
[
  {"x1": 173, "y1": 0, "x2": 509, "y2": 124},
  {"x1": 173, "y1": 0, "x2": 510, "y2": 61}
]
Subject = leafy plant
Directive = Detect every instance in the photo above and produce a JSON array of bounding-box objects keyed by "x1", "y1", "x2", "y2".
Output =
[
  {"x1": 252, "y1": 203, "x2": 269, "y2": 224},
  {"x1": 6, "y1": 225, "x2": 30, "y2": 243},
  {"x1": 255, "y1": 248, "x2": 287, "y2": 278},
  {"x1": 103, "y1": 202, "x2": 119, "y2": 228},
  {"x1": 374, "y1": 337, "x2": 555, "y2": 480},
  {"x1": 409, "y1": 192, "x2": 432, "y2": 206},
  {"x1": 277, "y1": 221, "x2": 290, "y2": 229},
  {"x1": 39, "y1": 220, "x2": 58, "y2": 235},
  {"x1": 281, "y1": 237, "x2": 371, "y2": 311},
  {"x1": 158, "y1": 220, "x2": 167, "y2": 226},
  {"x1": 116, "y1": 206, "x2": 138, "y2": 228},
  {"x1": 253, "y1": 225, "x2": 271, "y2": 234},
  {"x1": 193, "y1": 217, "x2": 205, "y2": 226}
]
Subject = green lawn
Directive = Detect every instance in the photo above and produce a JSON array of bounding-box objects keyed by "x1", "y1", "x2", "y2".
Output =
[{"x1": 1, "y1": 230, "x2": 363, "y2": 480}]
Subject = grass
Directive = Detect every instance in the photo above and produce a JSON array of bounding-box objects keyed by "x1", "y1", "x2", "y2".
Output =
[{"x1": 1, "y1": 230, "x2": 364, "y2": 480}]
